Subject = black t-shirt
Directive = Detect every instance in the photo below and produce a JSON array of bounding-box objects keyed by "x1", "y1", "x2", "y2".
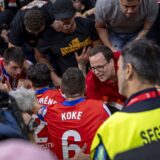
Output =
[
  {"x1": 37, "y1": 17, "x2": 99, "y2": 76},
  {"x1": 82, "y1": 0, "x2": 96, "y2": 11},
  {"x1": 8, "y1": 0, "x2": 54, "y2": 47}
]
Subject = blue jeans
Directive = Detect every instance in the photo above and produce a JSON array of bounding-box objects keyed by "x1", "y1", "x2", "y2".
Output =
[{"x1": 109, "y1": 31, "x2": 139, "y2": 51}]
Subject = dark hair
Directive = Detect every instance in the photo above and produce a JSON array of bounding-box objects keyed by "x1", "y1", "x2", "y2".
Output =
[
  {"x1": 61, "y1": 67, "x2": 85, "y2": 98},
  {"x1": 4, "y1": 47, "x2": 25, "y2": 65},
  {"x1": 121, "y1": 39, "x2": 160, "y2": 84},
  {"x1": 89, "y1": 45, "x2": 113, "y2": 62},
  {"x1": 27, "y1": 63, "x2": 52, "y2": 88},
  {"x1": 24, "y1": 10, "x2": 45, "y2": 33}
]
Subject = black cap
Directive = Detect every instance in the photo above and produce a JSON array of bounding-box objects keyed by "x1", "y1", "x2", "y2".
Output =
[{"x1": 50, "y1": 0, "x2": 76, "y2": 20}]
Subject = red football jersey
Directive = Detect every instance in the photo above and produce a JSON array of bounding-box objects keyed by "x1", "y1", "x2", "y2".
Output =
[
  {"x1": 36, "y1": 88, "x2": 65, "y2": 106},
  {"x1": 44, "y1": 98, "x2": 110, "y2": 159},
  {"x1": 33, "y1": 88, "x2": 65, "y2": 150}
]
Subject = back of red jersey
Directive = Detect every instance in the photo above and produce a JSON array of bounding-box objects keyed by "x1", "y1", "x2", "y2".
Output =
[
  {"x1": 44, "y1": 98, "x2": 110, "y2": 159},
  {"x1": 34, "y1": 88, "x2": 65, "y2": 150},
  {"x1": 36, "y1": 88, "x2": 65, "y2": 107}
]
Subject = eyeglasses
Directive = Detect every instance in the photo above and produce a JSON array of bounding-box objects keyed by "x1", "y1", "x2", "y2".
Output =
[{"x1": 90, "y1": 62, "x2": 108, "y2": 72}]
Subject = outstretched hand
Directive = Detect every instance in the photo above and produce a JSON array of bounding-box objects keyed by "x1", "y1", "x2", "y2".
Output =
[
  {"x1": 75, "y1": 47, "x2": 91, "y2": 77},
  {"x1": 75, "y1": 46, "x2": 91, "y2": 65}
]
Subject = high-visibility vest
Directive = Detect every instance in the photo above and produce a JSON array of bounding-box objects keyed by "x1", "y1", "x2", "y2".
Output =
[{"x1": 91, "y1": 108, "x2": 160, "y2": 160}]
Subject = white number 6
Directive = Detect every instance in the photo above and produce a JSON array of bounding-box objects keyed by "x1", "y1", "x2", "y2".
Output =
[{"x1": 62, "y1": 130, "x2": 81, "y2": 159}]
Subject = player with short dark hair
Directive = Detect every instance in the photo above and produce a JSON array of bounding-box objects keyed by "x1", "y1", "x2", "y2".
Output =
[
  {"x1": 61, "y1": 67, "x2": 85, "y2": 98},
  {"x1": 40, "y1": 67, "x2": 111, "y2": 159},
  {"x1": 27, "y1": 63, "x2": 65, "y2": 150}
]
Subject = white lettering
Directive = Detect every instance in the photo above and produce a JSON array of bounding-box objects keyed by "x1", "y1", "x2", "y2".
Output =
[
  {"x1": 66, "y1": 112, "x2": 71, "y2": 120},
  {"x1": 44, "y1": 96, "x2": 48, "y2": 104},
  {"x1": 72, "y1": 112, "x2": 77, "y2": 119},
  {"x1": 77, "y1": 112, "x2": 82, "y2": 120},
  {"x1": 62, "y1": 113, "x2": 67, "y2": 121},
  {"x1": 62, "y1": 130, "x2": 81, "y2": 159},
  {"x1": 61, "y1": 111, "x2": 82, "y2": 121},
  {"x1": 38, "y1": 96, "x2": 57, "y2": 105},
  {"x1": 38, "y1": 98, "x2": 44, "y2": 104}
]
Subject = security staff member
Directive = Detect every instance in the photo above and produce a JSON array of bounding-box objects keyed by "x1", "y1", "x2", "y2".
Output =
[{"x1": 90, "y1": 39, "x2": 160, "y2": 160}]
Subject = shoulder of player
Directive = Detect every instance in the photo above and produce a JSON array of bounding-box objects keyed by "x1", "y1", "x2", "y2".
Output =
[
  {"x1": 78, "y1": 99, "x2": 111, "y2": 116},
  {"x1": 46, "y1": 102, "x2": 64, "y2": 112}
]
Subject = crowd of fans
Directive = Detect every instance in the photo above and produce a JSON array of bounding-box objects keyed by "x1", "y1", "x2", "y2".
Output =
[{"x1": 0, "y1": 0, "x2": 160, "y2": 159}]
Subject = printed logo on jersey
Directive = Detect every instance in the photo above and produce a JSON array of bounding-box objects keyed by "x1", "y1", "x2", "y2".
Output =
[{"x1": 60, "y1": 37, "x2": 92, "y2": 56}]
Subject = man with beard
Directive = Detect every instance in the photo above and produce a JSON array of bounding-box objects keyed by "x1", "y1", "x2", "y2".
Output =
[
  {"x1": 95, "y1": 0, "x2": 158, "y2": 52},
  {"x1": 36, "y1": 0, "x2": 101, "y2": 78}
]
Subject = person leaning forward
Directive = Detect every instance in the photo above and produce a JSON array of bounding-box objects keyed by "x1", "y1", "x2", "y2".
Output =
[
  {"x1": 95, "y1": 0, "x2": 159, "y2": 52},
  {"x1": 90, "y1": 39, "x2": 160, "y2": 159}
]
